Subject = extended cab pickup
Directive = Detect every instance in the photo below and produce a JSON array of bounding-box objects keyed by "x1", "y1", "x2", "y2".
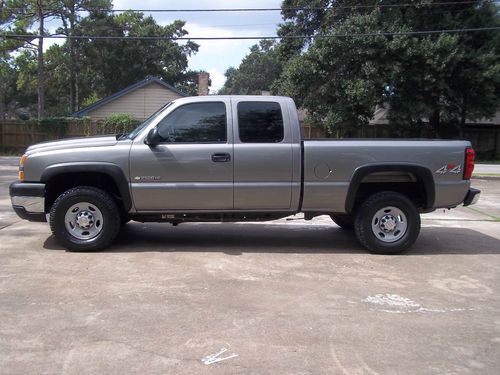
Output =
[{"x1": 10, "y1": 96, "x2": 480, "y2": 254}]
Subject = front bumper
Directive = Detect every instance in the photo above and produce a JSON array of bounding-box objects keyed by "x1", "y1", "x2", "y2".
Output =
[
  {"x1": 10, "y1": 181, "x2": 47, "y2": 222},
  {"x1": 463, "y1": 188, "x2": 481, "y2": 207}
]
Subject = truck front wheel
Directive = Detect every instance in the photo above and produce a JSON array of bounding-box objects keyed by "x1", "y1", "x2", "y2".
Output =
[
  {"x1": 354, "y1": 191, "x2": 420, "y2": 254},
  {"x1": 49, "y1": 186, "x2": 121, "y2": 251},
  {"x1": 330, "y1": 214, "x2": 354, "y2": 230}
]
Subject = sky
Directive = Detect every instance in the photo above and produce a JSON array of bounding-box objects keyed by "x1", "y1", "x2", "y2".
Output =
[{"x1": 111, "y1": 0, "x2": 284, "y2": 92}]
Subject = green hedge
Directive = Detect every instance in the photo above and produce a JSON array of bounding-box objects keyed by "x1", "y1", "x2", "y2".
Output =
[{"x1": 98, "y1": 113, "x2": 140, "y2": 135}]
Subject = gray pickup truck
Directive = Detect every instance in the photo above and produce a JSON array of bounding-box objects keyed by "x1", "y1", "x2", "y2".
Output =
[{"x1": 10, "y1": 95, "x2": 480, "y2": 254}]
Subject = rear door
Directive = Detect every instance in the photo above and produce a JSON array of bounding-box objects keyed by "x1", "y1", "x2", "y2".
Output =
[
  {"x1": 129, "y1": 99, "x2": 233, "y2": 211},
  {"x1": 231, "y1": 98, "x2": 295, "y2": 210}
]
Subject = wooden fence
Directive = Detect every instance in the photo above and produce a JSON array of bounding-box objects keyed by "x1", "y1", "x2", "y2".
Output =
[
  {"x1": 0, "y1": 119, "x2": 137, "y2": 151},
  {"x1": 0, "y1": 119, "x2": 326, "y2": 151},
  {"x1": 1, "y1": 120, "x2": 84, "y2": 150},
  {"x1": 1, "y1": 120, "x2": 498, "y2": 159}
]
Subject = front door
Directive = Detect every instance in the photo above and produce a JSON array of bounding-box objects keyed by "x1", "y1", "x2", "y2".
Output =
[{"x1": 129, "y1": 100, "x2": 233, "y2": 211}]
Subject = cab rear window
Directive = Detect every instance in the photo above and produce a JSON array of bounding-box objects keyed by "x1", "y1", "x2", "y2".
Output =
[{"x1": 237, "y1": 102, "x2": 284, "y2": 143}]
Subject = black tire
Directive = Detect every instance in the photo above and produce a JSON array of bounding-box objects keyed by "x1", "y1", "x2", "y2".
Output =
[
  {"x1": 49, "y1": 186, "x2": 121, "y2": 251},
  {"x1": 330, "y1": 214, "x2": 354, "y2": 230},
  {"x1": 354, "y1": 191, "x2": 420, "y2": 255}
]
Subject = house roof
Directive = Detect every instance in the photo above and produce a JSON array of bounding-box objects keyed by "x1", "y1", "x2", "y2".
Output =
[{"x1": 72, "y1": 76, "x2": 187, "y2": 117}]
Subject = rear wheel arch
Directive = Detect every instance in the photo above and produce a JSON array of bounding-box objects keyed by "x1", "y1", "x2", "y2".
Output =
[
  {"x1": 354, "y1": 190, "x2": 421, "y2": 254},
  {"x1": 345, "y1": 164, "x2": 435, "y2": 213}
]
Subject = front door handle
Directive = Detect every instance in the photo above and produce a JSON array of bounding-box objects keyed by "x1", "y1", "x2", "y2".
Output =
[{"x1": 211, "y1": 153, "x2": 231, "y2": 162}]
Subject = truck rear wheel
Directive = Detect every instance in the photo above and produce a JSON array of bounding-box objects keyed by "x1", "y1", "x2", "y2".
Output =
[
  {"x1": 49, "y1": 186, "x2": 121, "y2": 251},
  {"x1": 354, "y1": 191, "x2": 420, "y2": 254}
]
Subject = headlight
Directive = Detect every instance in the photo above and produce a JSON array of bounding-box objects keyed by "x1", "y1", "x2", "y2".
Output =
[{"x1": 19, "y1": 154, "x2": 28, "y2": 181}]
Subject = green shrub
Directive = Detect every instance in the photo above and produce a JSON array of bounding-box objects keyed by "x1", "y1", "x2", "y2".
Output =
[
  {"x1": 100, "y1": 113, "x2": 139, "y2": 135},
  {"x1": 476, "y1": 150, "x2": 498, "y2": 161}
]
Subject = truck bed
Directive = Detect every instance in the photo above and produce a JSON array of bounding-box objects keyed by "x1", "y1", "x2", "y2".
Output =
[{"x1": 301, "y1": 139, "x2": 471, "y2": 212}]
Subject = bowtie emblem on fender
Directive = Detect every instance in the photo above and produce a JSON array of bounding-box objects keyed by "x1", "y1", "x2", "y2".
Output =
[{"x1": 435, "y1": 164, "x2": 462, "y2": 175}]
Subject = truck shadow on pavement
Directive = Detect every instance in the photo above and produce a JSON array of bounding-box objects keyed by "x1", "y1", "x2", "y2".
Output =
[{"x1": 43, "y1": 222, "x2": 500, "y2": 255}]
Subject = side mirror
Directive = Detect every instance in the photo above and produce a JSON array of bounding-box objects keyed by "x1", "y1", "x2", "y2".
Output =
[{"x1": 144, "y1": 127, "x2": 162, "y2": 146}]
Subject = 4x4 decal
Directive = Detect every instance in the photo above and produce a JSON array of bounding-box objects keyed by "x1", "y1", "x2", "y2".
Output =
[{"x1": 435, "y1": 164, "x2": 462, "y2": 175}]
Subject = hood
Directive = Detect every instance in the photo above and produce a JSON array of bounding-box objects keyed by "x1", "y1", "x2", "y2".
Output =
[{"x1": 26, "y1": 135, "x2": 119, "y2": 155}]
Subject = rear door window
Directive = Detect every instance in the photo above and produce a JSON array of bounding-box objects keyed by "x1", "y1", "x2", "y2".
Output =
[{"x1": 237, "y1": 102, "x2": 284, "y2": 143}]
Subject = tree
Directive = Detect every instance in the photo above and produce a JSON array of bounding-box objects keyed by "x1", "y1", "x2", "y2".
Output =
[
  {"x1": 0, "y1": 0, "x2": 35, "y2": 118},
  {"x1": 30, "y1": 0, "x2": 60, "y2": 118},
  {"x1": 2, "y1": 2, "x2": 200, "y2": 117},
  {"x1": 219, "y1": 40, "x2": 283, "y2": 94},
  {"x1": 275, "y1": 0, "x2": 500, "y2": 137},
  {"x1": 0, "y1": 57, "x2": 18, "y2": 119},
  {"x1": 176, "y1": 69, "x2": 209, "y2": 96},
  {"x1": 13, "y1": 50, "x2": 38, "y2": 113},
  {"x1": 54, "y1": 0, "x2": 112, "y2": 112},
  {"x1": 1, "y1": 0, "x2": 61, "y2": 118},
  {"x1": 77, "y1": 11, "x2": 199, "y2": 98}
]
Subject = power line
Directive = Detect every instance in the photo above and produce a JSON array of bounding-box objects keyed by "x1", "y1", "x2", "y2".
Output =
[
  {"x1": 209, "y1": 23, "x2": 279, "y2": 28},
  {"x1": 3, "y1": 1, "x2": 498, "y2": 13},
  {"x1": 1, "y1": 27, "x2": 499, "y2": 41}
]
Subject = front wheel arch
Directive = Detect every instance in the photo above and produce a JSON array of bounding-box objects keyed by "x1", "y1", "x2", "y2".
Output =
[
  {"x1": 49, "y1": 186, "x2": 121, "y2": 251},
  {"x1": 41, "y1": 163, "x2": 132, "y2": 213}
]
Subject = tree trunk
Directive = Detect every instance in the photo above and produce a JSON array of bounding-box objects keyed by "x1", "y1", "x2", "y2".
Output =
[
  {"x1": 429, "y1": 109, "x2": 440, "y2": 138},
  {"x1": 459, "y1": 94, "x2": 467, "y2": 138},
  {"x1": 0, "y1": 87, "x2": 6, "y2": 120},
  {"x1": 59, "y1": 5, "x2": 75, "y2": 113},
  {"x1": 37, "y1": 0, "x2": 45, "y2": 119},
  {"x1": 69, "y1": 5, "x2": 77, "y2": 113},
  {"x1": 75, "y1": 74, "x2": 79, "y2": 110},
  {"x1": 68, "y1": 42, "x2": 76, "y2": 112}
]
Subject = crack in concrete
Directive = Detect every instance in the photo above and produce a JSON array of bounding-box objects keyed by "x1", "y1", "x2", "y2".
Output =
[
  {"x1": 0, "y1": 220, "x2": 22, "y2": 230},
  {"x1": 465, "y1": 206, "x2": 500, "y2": 221}
]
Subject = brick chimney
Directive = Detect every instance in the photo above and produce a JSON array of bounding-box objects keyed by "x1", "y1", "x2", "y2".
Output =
[{"x1": 198, "y1": 72, "x2": 209, "y2": 96}]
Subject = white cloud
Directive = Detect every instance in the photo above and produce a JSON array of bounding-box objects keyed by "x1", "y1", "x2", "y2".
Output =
[
  {"x1": 39, "y1": 0, "x2": 282, "y2": 90},
  {"x1": 113, "y1": 0, "x2": 283, "y2": 91},
  {"x1": 43, "y1": 38, "x2": 65, "y2": 52},
  {"x1": 180, "y1": 22, "x2": 265, "y2": 91},
  {"x1": 182, "y1": 21, "x2": 263, "y2": 59},
  {"x1": 207, "y1": 68, "x2": 226, "y2": 92}
]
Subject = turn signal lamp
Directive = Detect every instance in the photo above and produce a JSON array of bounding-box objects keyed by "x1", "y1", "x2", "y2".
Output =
[{"x1": 19, "y1": 154, "x2": 27, "y2": 181}]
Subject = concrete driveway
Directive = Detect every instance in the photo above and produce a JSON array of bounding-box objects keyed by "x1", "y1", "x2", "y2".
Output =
[
  {"x1": 475, "y1": 164, "x2": 500, "y2": 176},
  {"x1": 1, "y1": 156, "x2": 500, "y2": 374}
]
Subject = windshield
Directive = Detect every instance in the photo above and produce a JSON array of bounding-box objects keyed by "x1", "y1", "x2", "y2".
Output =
[{"x1": 127, "y1": 102, "x2": 173, "y2": 140}]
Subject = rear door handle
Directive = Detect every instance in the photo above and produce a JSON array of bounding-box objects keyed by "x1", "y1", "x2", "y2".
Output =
[{"x1": 211, "y1": 153, "x2": 231, "y2": 162}]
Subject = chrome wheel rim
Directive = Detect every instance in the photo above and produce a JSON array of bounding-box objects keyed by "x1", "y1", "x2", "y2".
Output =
[
  {"x1": 64, "y1": 202, "x2": 104, "y2": 240},
  {"x1": 371, "y1": 206, "x2": 407, "y2": 243}
]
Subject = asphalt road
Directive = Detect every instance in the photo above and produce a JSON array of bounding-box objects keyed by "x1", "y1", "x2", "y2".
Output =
[{"x1": 1, "y1": 156, "x2": 500, "y2": 374}]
